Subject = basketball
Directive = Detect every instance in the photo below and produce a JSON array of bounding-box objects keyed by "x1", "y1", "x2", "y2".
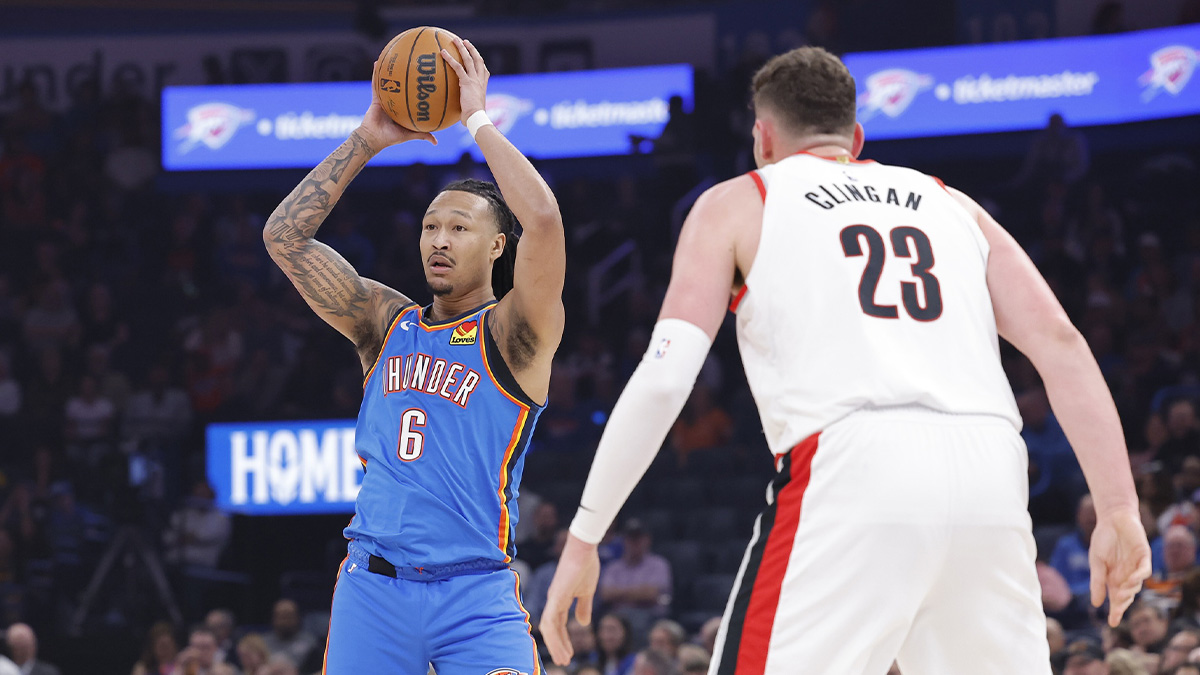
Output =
[{"x1": 375, "y1": 27, "x2": 464, "y2": 133}]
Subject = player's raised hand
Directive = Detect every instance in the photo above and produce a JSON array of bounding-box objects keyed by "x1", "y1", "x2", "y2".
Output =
[
  {"x1": 358, "y1": 60, "x2": 437, "y2": 152},
  {"x1": 539, "y1": 534, "x2": 600, "y2": 666},
  {"x1": 441, "y1": 38, "x2": 489, "y2": 125},
  {"x1": 1088, "y1": 508, "x2": 1151, "y2": 627}
]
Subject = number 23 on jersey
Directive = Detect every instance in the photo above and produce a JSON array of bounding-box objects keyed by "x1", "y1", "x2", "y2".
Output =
[{"x1": 840, "y1": 224, "x2": 943, "y2": 322}]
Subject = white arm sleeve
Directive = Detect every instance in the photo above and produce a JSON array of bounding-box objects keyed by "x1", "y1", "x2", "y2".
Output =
[{"x1": 568, "y1": 318, "x2": 712, "y2": 544}]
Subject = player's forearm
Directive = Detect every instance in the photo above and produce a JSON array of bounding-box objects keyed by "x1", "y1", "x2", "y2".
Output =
[
  {"x1": 1034, "y1": 330, "x2": 1138, "y2": 518},
  {"x1": 473, "y1": 125, "x2": 561, "y2": 233},
  {"x1": 263, "y1": 129, "x2": 377, "y2": 247}
]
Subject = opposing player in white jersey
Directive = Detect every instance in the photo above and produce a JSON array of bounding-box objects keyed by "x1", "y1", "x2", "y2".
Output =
[{"x1": 539, "y1": 47, "x2": 1151, "y2": 674}]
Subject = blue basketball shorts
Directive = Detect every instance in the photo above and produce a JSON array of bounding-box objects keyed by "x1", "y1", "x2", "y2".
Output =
[{"x1": 322, "y1": 542, "x2": 542, "y2": 675}]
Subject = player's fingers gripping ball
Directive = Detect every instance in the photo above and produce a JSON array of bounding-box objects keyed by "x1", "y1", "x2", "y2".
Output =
[{"x1": 375, "y1": 26, "x2": 463, "y2": 132}]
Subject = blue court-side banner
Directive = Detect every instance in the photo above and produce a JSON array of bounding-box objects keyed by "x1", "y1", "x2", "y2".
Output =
[
  {"x1": 163, "y1": 64, "x2": 693, "y2": 171},
  {"x1": 207, "y1": 419, "x2": 360, "y2": 515},
  {"x1": 844, "y1": 24, "x2": 1200, "y2": 140}
]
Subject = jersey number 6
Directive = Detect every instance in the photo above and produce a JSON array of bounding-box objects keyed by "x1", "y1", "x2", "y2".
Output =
[
  {"x1": 397, "y1": 408, "x2": 427, "y2": 461},
  {"x1": 839, "y1": 224, "x2": 943, "y2": 322}
]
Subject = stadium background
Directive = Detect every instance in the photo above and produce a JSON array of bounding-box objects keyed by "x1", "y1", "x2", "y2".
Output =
[{"x1": 1, "y1": 0, "x2": 1199, "y2": 673}]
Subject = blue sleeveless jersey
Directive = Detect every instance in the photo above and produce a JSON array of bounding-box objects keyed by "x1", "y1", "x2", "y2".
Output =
[{"x1": 346, "y1": 301, "x2": 543, "y2": 567}]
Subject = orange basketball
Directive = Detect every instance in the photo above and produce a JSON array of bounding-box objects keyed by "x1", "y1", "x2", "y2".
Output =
[{"x1": 375, "y1": 27, "x2": 464, "y2": 133}]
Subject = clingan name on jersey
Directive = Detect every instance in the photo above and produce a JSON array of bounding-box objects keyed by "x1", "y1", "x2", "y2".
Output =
[
  {"x1": 383, "y1": 353, "x2": 481, "y2": 408},
  {"x1": 805, "y1": 182, "x2": 924, "y2": 211}
]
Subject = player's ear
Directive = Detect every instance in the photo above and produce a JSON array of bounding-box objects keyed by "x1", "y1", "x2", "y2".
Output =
[
  {"x1": 753, "y1": 118, "x2": 771, "y2": 167},
  {"x1": 490, "y1": 232, "x2": 505, "y2": 263},
  {"x1": 851, "y1": 123, "x2": 865, "y2": 158}
]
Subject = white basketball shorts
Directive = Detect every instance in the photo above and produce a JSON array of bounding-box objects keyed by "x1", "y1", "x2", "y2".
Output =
[{"x1": 710, "y1": 405, "x2": 1051, "y2": 675}]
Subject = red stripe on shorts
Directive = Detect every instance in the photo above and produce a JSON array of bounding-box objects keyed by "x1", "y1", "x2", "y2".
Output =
[{"x1": 735, "y1": 432, "x2": 820, "y2": 675}]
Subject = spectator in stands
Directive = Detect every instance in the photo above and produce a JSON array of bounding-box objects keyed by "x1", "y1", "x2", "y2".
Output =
[
  {"x1": 6, "y1": 623, "x2": 59, "y2": 675},
  {"x1": 1106, "y1": 647, "x2": 1152, "y2": 675},
  {"x1": 669, "y1": 384, "x2": 733, "y2": 467},
  {"x1": 1021, "y1": 385, "x2": 1084, "y2": 524},
  {"x1": 1175, "y1": 665, "x2": 1200, "y2": 675},
  {"x1": 236, "y1": 634, "x2": 271, "y2": 675},
  {"x1": 0, "y1": 353, "x2": 20, "y2": 441},
  {"x1": 21, "y1": 280, "x2": 79, "y2": 353},
  {"x1": 1161, "y1": 399, "x2": 1200, "y2": 472},
  {"x1": 258, "y1": 656, "x2": 299, "y2": 675},
  {"x1": 122, "y1": 364, "x2": 193, "y2": 446},
  {"x1": 176, "y1": 626, "x2": 221, "y2": 675},
  {"x1": 1011, "y1": 113, "x2": 1090, "y2": 188},
  {"x1": 524, "y1": 528, "x2": 568, "y2": 623},
  {"x1": 697, "y1": 617, "x2": 722, "y2": 655},
  {"x1": 131, "y1": 622, "x2": 178, "y2": 675},
  {"x1": 522, "y1": 502, "x2": 561, "y2": 570},
  {"x1": 1128, "y1": 602, "x2": 1170, "y2": 654},
  {"x1": 1037, "y1": 558, "x2": 1073, "y2": 614},
  {"x1": 597, "y1": 613, "x2": 635, "y2": 675},
  {"x1": 263, "y1": 599, "x2": 317, "y2": 669},
  {"x1": 86, "y1": 344, "x2": 130, "y2": 413},
  {"x1": 598, "y1": 519, "x2": 673, "y2": 634},
  {"x1": 632, "y1": 648, "x2": 678, "y2": 675},
  {"x1": 1051, "y1": 494, "x2": 1097, "y2": 605},
  {"x1": 162, "y1": 481, "x2": 230, "y2": 569},
  {"x1": 64, "y1": 374, "x2": 116, "y2": 461},
  {"x1": 1162, "y1": 629, "x2": 1200, "y2": 673},
  {"x1": 1173, "y1": 568, "x2": 1200, "y2": 631},
  {"x1": 648, "y1": 619, "x2": 685, "y2": 661},
  {"x1": 676, "y1": 644, "x2": 709, "y2": 675},
  {"x1": 1145, "y1": 525, "x2": 1198, "y2": 602},
  {"x1": 1047, "y1": 617, "x2": 1066, "y2": 655},
  {"x1": 204, "y1": 609, "x2": 237, "y2": 667},
  {"x1": 566, "y1": 617, "x2": 600, "y2": 670},
  {"x1": 1055, "y1": 640, "x2": 1106, "y2": 675}
]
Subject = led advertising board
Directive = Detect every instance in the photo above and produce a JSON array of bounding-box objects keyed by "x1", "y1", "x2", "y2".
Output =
[{"x1": 163, "y1": 64, "x2": 694, "y2": 170}]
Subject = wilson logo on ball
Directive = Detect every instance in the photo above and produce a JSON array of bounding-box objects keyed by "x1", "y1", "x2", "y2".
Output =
[{"x1": 415, "y1": 52, "x2": 439, "y2": 122}]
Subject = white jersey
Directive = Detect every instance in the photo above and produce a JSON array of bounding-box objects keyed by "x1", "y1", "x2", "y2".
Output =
[{"x1": 735, "y1": 152, "x2": 1021, "y2": 454}]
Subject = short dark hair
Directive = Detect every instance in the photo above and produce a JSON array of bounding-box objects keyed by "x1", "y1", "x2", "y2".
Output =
[
  {"x1": 440, "y1": 178, "x2": 520, "y2": 298},
  {"x1": 751, "y1": 46, "x2": 857, "y2": 136}
]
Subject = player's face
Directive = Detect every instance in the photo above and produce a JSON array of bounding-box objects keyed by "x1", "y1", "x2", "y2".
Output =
[{"x1": 422, "y1": 191, "x2": 504, "y2": 297}]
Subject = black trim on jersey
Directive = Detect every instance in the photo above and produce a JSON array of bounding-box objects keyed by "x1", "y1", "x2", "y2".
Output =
[
  {"x1": 362, "y1": 304, "x2": 420, "y2": 388},
  {"x1": 503, "y1": 412, "x2": 537, "y2": 560},
  {"x1": 480, "y1": 309, "x2": 542, "y2": 409},
  {"x1": 420, "y1": 301, "x2": 496, "y2": 329},
  {"x1": 716, "y1": 454, "x2": 793, "y2": 675}
]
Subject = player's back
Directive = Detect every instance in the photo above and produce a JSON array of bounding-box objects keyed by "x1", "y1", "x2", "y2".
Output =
[{"x1": 735, "y1": 152, "x2": 1020, "y2": 455}]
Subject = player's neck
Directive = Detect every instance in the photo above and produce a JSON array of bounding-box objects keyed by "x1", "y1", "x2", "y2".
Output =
[
  {"x1": 793, "y1": 142, "x2": 853, "y2": 161},
  {"x1": 429, "y1": 287, "x2": 496, "y2": 322}
]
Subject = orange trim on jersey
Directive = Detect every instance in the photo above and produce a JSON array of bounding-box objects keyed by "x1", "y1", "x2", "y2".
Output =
[
  {"x1": 321, "y1": 556, "x2": 349, "y2": 675},
  {"x1": 794, "y1": 150, "x2": 876, "y2": 164},
  {"x1": 730, "y1": 285, "x2": 749, "y2": 313},
  {"x1": 496, "y1": 407, "x2": 530, "y2": 562},
  {"x1": 747, "y1": 170, "x2": 767, "y2": 202},
  {"x1": 418, "y1": 301, "x2": 497, "y2": 332},
  {"x1": 362, "y1": 305, "x2": 419, "y2": 389},
  {"x1": 511, "y1": 569, "x2": 541, "y2": 675}
]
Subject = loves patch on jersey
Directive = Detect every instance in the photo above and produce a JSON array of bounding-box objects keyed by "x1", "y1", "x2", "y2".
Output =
[{"x1": 450, "y1": 320, "x2": 478, "y2": 346}]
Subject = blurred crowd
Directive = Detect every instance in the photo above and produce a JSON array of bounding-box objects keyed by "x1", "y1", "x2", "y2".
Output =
[{"x1": 0, "y1": 6, "x2": 1199, "y2": 673}]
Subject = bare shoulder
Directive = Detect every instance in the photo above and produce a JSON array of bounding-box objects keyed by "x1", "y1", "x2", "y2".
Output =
[
  {"x1": 690, "y1": 173, "x2": 763, "y2": 224},
  {"x1": 491, "y1": 294, "x2": 560, "y2": 374}
]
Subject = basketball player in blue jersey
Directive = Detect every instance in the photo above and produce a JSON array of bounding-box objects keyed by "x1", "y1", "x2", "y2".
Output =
[{"x1": 264, "y1": 38, "x2": 563, "y2": 675}]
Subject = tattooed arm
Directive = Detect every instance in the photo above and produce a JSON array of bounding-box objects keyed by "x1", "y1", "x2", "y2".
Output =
[{"x1": 264, "y1": 62, "x2": 437, "y2": 371}]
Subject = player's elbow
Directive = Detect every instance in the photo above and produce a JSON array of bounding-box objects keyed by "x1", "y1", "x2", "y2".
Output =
[{"x1": 1022, "y1": 314, "x2": 1087, "y2": 366}]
